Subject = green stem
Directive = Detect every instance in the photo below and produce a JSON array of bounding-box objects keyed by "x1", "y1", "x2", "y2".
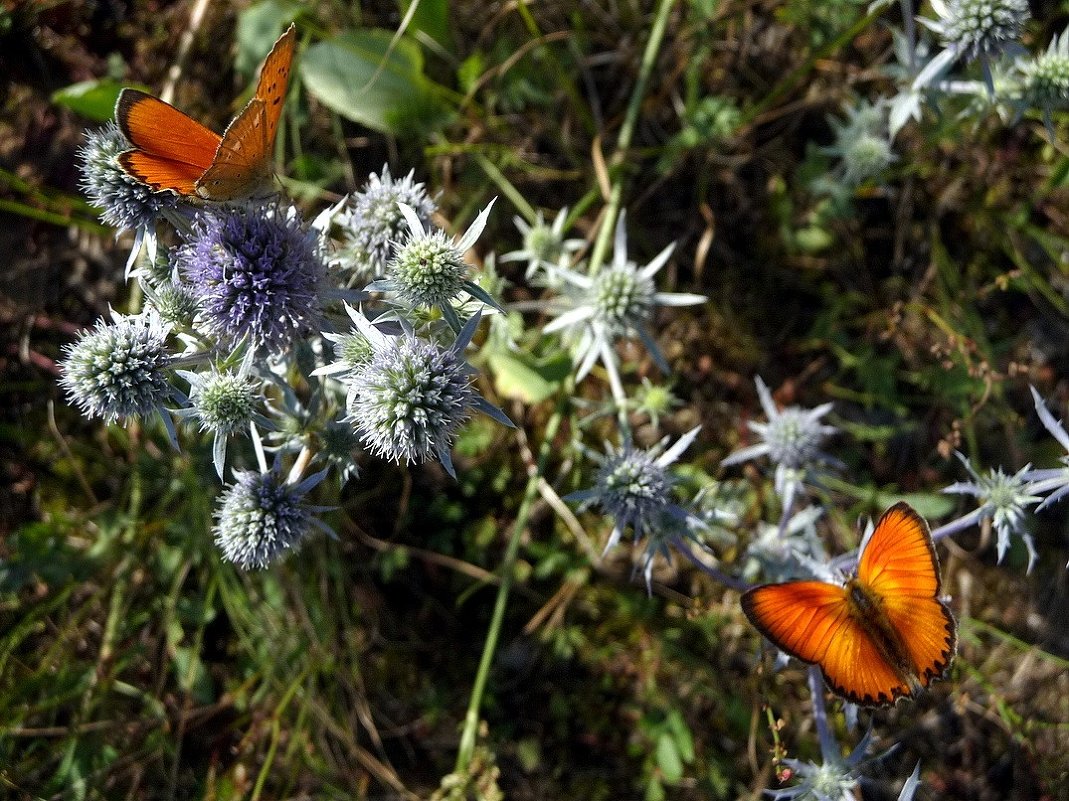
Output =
[
  {"x1": 454, "y1": 400, "x2": 566, "y2": 774},
  {"x1": 587, "y1": 0, "x2": 676, "y2": 274}
]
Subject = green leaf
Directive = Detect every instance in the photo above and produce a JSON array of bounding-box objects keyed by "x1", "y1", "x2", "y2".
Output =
[
  {"x1": 488, "y1": 350, "x2": 570, "y2": 404},
  {"x1": 52, "y1": 79, "x2": 127, "y2": 122},
  {"x1": 399, "y1": 0, "x2": 453, "y2": 51},
  {"x1": 656, "y1": 731, "x2": 684, "y2": 783},
  {"x1": 299, "y1": 29, "x2": 453, "y2": 136},
  {"x1": 874, "y1": 491, "x2": 956, "y2": 520},
  {"x1": 236, "y1": 0, "x2": 301, "y2": 79}
]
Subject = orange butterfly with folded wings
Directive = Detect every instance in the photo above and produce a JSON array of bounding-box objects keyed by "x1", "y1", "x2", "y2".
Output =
[
  {"x1": 742, "y1": 502, "x2": 957, "y2": 707},
  {"x1": 115, "y1": 23, "x2": 296, "y2": 201}
]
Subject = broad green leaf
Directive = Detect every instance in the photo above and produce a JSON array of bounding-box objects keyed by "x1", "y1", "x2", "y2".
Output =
[
  {"x1": 488, "y1": 349, "x2": 570, "y2": 404},
  {"x1": 299, "y1": 29, "x2": 452, "y2": 136},
  {"x1": 399, "y1": 0, "x2": 453, "y2": 51},
  {"x1": 52, "y1": 79, "x2": 126, "y2": 122},
  {"x1": 236, "y1": 0, "x2": 301, "y2": 79}
]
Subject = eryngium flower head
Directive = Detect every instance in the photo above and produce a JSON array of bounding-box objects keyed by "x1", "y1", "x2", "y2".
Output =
[
  {"x1": 59, "y1": 309, "x2": 175, "y2": 424},
  {"x1": 721, "y1": 377, "x2": 840, "y2": 512},
  {"x1": 926, "y1": 0, "x2": 1029, "y2": 61},
  {"x1": 368, "y1": 201, "x2": 500, "y2": 330},
  {"x1": 501, "y1": 208, "x2": 585, "y2": 280},
  {"x1": 335, "y1": 165, "x2": 437, "y2": 283},
  {"x1": 542, "y1": 212, "x2": 705, "y2": 381},
  {"x1": 824, "y1": 101, "x2": 895, "y2": 187},
  {"x1": 944, "y1": 452, "x2": 1041, "y2": 571},
  {"x1": 175, "y1": 204, "x2": 325, "y2": 355},
  {"x1": 347, "y1": 312, "x2": 512, "y2": 477},
  {"x1": 567, "y1": 427, "x2": 702, "y2": 557},
  {"x1": 78, "y1": 122, "x2": 182, "y2": 232},
  {"x1": 1019, "y1": 30, "x2": 1069, "y2": 114},
  {"x1": 214, "y1": 466, "x2": 329, "y2": 569}
]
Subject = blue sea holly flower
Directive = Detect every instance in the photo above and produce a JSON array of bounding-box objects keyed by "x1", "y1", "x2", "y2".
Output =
[
  {"x1": 1017, "y1": 30, "x2": 1069, "y2": 134},
  {"x1": 346, "y1": 312, "x2": 513, "y2": 478},
  {"x1": 174, "y1": 367, "x2": 269, "y2": 479},
  {"x1": 566, "y1": 426, "x2": 704, "y2": 589},
  {"x1": 916, "y1": 0, "x2": 1030, "y2": 92},
  {"x1": 332, "y1": 165, "x2": 437, "y2": 284},
  {"x1": 943, "y1": 452, "x2": 1041, "y2": 572},
  {"x1": 59, "y1": 308, "x2": 181, "y2": 446},
  {"x1": 174, "y1": 204, "x2": 326, "y2": 356},
  {"x1": 501, "y1": 208, "x2": 585, "y2": 282},
  {"x1": 214, "y1": 464, "x2": 333, "y2": 569},
  {"x1": 541, "y1": 212, "x2": 705, "y2": 395},
  {"x1": 78, "y1": 122, "x2": 184, "y2": 274},
  {"x1": 367, "y1": 201, "x2": 501, "y2": 333},
  {"x1": 765, "y1": 727, "x2": 913, "y2": 801},
  {"x1": 822, "y1": 101, "x2": 896, "y2": 187},
  {"x1": 721, "y1": 377, "x2": 840, "y2": 513}
]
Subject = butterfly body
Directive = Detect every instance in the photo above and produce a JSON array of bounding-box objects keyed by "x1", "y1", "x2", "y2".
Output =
[
  {"x1": 115, "y1": 24, "x2": 296, "y2": 201},
  {"x1": 742, "y1": 502, "x2": 956, "y2": 707}
]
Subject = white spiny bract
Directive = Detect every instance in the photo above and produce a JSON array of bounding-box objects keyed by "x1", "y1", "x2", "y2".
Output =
[{"x1": 175, "y1": 368, "x2": 265, "y2": 479}]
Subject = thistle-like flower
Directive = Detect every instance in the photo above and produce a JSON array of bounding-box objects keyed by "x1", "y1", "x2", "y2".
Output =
[
  {"x1": 740, "y1": 505, "x2": 835, "y2": 585},
  {"x1": 541, "y1": 213, "x2": 705, "y2": 397},
  {"x1": 917, "y1": 0, "x2": 1030, "y2": 91},
  {"x1": 367, "y1": 201, "x2": 500, "y2": 333},
  {"x1": 174, "y1": 204, "x2": 325, "y2": 355},
  {"x1": 1017, "y1": 30, "x2": 1069, "y2": 132},
  {"x1": 174, "y1": 367, "x2": 267, "y2": 479},
  {"x1": 214, "y1": 463, "x2": 332, "y2": 569},
  {"x1": 59, "y1": 308, "x2": 180, "y2": 444},
  {"x1": 501, "y1": 208, "x2": 585, "y2": 281},
  {"x1": 823, "y1": 101, "x2": 895, "y2": 187},
  {"x1": 566, "y1": 426, "x2": 704, "y2": 590},
  {"x1": 345, "y1": 312, "x2": 513, "y2": 477},
  {"x1": 721, "y1": 377, "x2": 840, "y2": 513},
  {"x1": 944, "y1": 452, "x2": 1041, "y2": 572},
  {"x1": 332, "y1": 165, "x2": 437, "y2": 284},
  {"x1": 78, "y1": 122, "x2": 183, "y2": 272}
]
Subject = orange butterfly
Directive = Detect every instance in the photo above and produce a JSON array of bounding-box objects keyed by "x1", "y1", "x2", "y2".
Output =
[
  {"x1": 115, "y1": 23, "x2": 296, "y2": 201},
  {"x1": 742, "y1": 502, "x2": 956, "y2": 707}
]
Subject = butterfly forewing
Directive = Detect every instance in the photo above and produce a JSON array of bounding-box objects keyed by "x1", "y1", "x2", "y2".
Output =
[
  {"x1": 116, "y1": 89, "x2": 221, "y2": 167},
  {"x1": 118, "y1": 151, "x2": 206, "y2": 195},
  {"x1": 255, "y1": 23, "x2": 296, "y2": 147}
]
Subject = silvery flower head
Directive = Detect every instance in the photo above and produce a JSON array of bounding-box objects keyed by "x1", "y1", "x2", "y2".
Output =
[
  {"x1": 541, "y1": 212, "x2": 705, "y2": 392},
  {"x1": 944, "y1": 452, "x2": 1041, "y2": 572},
  {"x1": 938, "y1": 0, "x2": 1029, "y2": 59},
  {"x1": 741, "y1": 505, "x2": 835, "y2": 585},
  {"x1": 367, "y1": 200, "x2": 501, "y2": 333},
  {"x1": 721, "y1": 377, "x2": 839, "y2": 512},
  {"x1": 59, "y1": 308, "x2": 179, "y2": 444},
  {"x1": 566, "y1": 427, "x2": 703, "y2": 590},
  {"x1": 174, "y1": 204, "x2": 325, "y2": 356},
  {"x1": 345, "y1": 311, "x2": 513, "y2": 478},
  {"x1": 917, "y1": 0, "x2": 1030, "y2": 92},
  {"x1": 1017, "y1": 29, "x2": 1069, "y2": 130},
  {"x1": 214, "y1": 463, "x2": 332, "y2": 569},
  {"x1": 333, "y1": 165, "x2": 436, "y2": 284},
  {"x1": 174, "y1": 367, "x2": 268, "y2": 479},
  {"x1": 823, "y1": 100, "x2": 896, "y2": 187},
  {"x1": 78, "y1": 122, "x2": 183, "y2": 272},
  {"x1": 501, "y1": 208, "x2": 585, "y2": 282}
]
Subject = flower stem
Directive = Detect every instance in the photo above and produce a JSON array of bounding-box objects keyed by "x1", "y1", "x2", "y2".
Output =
[
  {"x1": 454, "y1": 400, "x2": 566, "y2": 773},
  {"x1": 588, "y1": 0, "x2": 676, "y2": 274}
]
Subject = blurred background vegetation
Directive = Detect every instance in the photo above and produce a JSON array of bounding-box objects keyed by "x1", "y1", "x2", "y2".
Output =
[{"x1": 1, "y1": 0, "x2": 1068, "y2": 798}]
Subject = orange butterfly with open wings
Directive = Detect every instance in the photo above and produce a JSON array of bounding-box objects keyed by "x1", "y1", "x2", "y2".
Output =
[
  {"x1": 115, "y1": 23, "x2": 296, "y2": 201},
  {"x1": 742, "y1": 502, "x2": 956, "y2": 707}
]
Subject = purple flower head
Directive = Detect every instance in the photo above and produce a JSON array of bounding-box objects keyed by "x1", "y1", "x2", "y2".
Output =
[{"x1": 175, "y1": 204, "x2": 325, "y2": 355}]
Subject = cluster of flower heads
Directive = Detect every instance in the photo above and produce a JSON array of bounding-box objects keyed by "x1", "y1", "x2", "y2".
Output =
[{"x1": 67, "y1": 128, "x2": 512, "y2": 569}]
